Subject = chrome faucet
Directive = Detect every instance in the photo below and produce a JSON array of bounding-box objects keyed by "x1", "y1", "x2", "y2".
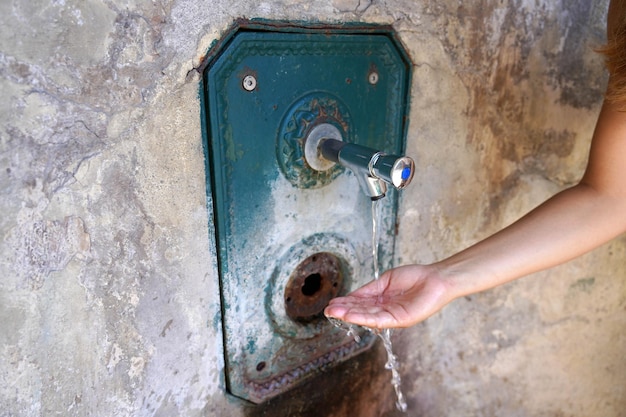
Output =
[{"x1": 304, "y1": 123, "x2": 415, "y2": 200}]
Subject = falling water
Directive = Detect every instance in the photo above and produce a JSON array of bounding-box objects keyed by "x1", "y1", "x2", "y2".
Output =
[
  {"x1": 328, "y1": 200, "x2": 407, "y2": 412},
  {"x1": 371, "y1": 199, "x2": 408, "y2": 413}
]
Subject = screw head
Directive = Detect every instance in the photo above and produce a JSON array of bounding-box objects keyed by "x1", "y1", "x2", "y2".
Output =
[
  {"x1": 368, "y1": 71, "x2": 379, "y2": 85},
  {"x1": 242, "y1": 74, "x2": 257, "y2": 91}
]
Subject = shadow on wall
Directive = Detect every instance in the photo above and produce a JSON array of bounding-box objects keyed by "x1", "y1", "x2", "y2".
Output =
[{"x1": 240, "y1": 342, "x2": 405, "y2": 417}]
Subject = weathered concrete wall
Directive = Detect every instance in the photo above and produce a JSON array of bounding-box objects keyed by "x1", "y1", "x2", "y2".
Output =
[{"x1": 1, "y1": 0, "x2": 623, "y2": 416}]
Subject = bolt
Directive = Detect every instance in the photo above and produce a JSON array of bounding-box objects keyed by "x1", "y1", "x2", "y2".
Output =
[
  {"x1": 242, "y1": 75, "x2": 257, "y2": 91},
  {"x1": 368, "y1": 71, "x2": 379, "y2": 85}
]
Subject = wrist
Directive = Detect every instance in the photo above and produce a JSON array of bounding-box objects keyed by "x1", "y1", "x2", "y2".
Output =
[{"x1": 430, "y1": 256, "x2": 498, "y2": 301}]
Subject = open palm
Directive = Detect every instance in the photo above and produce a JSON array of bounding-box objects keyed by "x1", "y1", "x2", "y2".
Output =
[{"x1": 324, "y1": 264, "x2": 454, "y2": 329}]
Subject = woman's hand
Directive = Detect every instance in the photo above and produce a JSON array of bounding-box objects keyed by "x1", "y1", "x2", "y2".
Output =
[{"x1": 324, "y1": 264, "x2": 457, "y2": 329}]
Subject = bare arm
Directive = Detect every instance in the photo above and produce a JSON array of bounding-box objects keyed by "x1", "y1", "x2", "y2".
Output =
[{"x1": 441, "y1": 99, "x2": 626, "y2": 299}]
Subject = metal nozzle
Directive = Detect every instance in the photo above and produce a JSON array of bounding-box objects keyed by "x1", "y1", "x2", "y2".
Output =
[
  {"x1": 369, "y1": 153, "x2": 415, "y2": 190},
  {"x1": 304, "y1": 123, "x2": 415, "y2": 200}
]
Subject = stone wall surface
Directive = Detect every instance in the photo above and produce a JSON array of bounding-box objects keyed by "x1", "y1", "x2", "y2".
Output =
[{"x1": 1, "y1": 0, "x2": 624, "y2": 416}]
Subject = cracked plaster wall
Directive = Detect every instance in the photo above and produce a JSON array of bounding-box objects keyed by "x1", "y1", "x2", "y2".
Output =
[{"x1": 1, "y1": 0, "x2": 624, "y2": 416}]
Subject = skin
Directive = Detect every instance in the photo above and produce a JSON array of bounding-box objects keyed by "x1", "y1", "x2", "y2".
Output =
[{"x1": 324, "y1": 0, "x2": 626, "y2": 329}]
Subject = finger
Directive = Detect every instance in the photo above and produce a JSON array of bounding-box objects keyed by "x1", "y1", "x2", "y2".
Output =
[
  {"x1": 324, "y1": 299, "x2": 373, "y2": 319},
  {"x1": 325, "y1": 301, "x2": 403, "y2": 328},
  {"x1": 341, "y1": 308, "x2": 401, "y2": 329},
  {"x1": 326, "y1": 294, "x2": 380, "y2": 308},
  {"x1": 324, "y1": 298, "x2": 380, "y2": 320},
  {"x1": 323, "y1": 303, "x2": 348, "y2": 319}
]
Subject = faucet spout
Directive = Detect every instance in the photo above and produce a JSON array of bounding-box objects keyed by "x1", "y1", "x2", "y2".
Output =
[
  {"x1": 303, "y1": 123, "x2": 415, "y2": 199},
  {"x1": 317, "y1": 135, "x2": 415, "y2": 200},
  {"x1": 318, "y1": 139, "x2": 386, "y2": 199}
]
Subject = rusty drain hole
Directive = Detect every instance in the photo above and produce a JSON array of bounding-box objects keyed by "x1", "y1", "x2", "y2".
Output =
[
  {"x1": 301, "y1": 273, "x2": 322, "y2": 296},
  {"x1": 284, "y1": 252, "x2": 344, "y2": 322}
]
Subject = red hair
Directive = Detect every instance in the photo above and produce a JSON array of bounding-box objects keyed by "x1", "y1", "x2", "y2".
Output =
[{"x1": 599, "y1": 1, "x2": 626, "y2": 108}]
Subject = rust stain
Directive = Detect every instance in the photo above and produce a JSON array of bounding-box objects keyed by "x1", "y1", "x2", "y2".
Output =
[{"x1": 284, "y1": 252, "x2": 343, "y2": 322}]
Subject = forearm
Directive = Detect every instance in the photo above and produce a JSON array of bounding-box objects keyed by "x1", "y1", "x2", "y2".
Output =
[
  {"x1": 437, "y1": 179, "x2": 626, "y2": 300},
  {"x1": 436, "y1": 98, "x2": 626, "y2": 299},
  {"x1": 326, "y1": 181, "x2": 626, "y2": 329}
]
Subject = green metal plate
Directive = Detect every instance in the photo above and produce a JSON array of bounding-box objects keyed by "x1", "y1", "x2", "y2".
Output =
[{"x1": 201, "y1": 21, "x2": 411, "y2": 403}]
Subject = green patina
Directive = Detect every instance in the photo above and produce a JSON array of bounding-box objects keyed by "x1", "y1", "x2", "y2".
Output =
[{"x1": 199, "y1": 19, "x2": 412, "y2": 404}]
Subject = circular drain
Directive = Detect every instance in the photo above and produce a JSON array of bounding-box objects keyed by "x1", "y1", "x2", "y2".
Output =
[
  {"x1": 266, "y1": 233, "x2": 360, "y2": 339},
  {"x1": 284, "y1": 252, "x2": 343, "y2": 322}
]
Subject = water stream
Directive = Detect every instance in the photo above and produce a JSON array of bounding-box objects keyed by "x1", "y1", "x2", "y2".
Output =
[
  {"x1": 371, "y1": 199, "x2": 407, "y2": 413},
  {"x1": 328, "y1": 200, "x2": 407, "y2": 412}
]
